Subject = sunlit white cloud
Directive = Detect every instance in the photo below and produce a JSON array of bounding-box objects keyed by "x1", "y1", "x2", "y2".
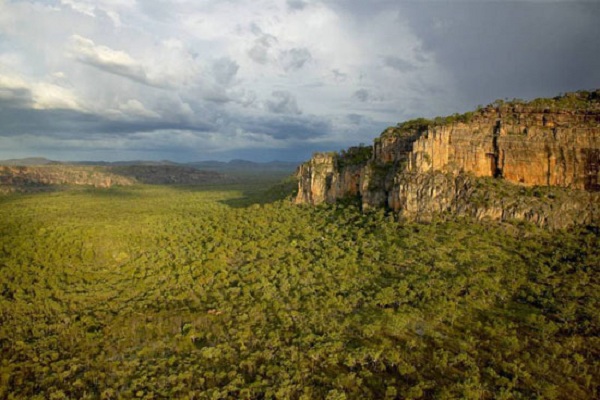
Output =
[
  {"x1": 0, "y1": 72, "x2": 83, "y2": 111},
  {"x1": 69, "y1": 35, "x2": 158, "y2": 87}
]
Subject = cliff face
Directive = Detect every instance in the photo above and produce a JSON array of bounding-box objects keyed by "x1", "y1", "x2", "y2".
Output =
[
  {"x1": 295, "y1": 153, "x2": 366, "y2": 204},
  {"x1": 295, "y1": 91, "x2": 600, "y2": 228}
]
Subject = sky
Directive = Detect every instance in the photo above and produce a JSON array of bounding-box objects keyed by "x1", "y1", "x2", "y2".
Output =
[{"x1": 0, "y1": 0, "x2": 599, "y2": 162}]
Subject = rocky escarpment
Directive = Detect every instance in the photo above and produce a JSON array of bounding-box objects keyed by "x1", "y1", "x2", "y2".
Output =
[
  {"x1": 295, "y1": 90, "x2": 600, "y2": 228},
  {"x1": 0, "y1": 165, "x2": 228, "y2": 193},
  {"x1": 0, "y1": 166, "x2": 135, "y2": 193}
]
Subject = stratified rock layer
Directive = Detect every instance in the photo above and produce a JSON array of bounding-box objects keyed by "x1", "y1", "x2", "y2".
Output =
[{"x1": 295, "y1": 91, "x2": 600, "y2": 228}]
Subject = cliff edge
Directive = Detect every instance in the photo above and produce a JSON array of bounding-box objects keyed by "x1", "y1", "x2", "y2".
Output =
[{"x1": 295, "y1": 90, "x2": 600, "y2": 228}]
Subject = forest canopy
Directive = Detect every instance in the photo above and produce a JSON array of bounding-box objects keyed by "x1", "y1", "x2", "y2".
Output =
[{"x1": 0, "y1": 181, "x2": 598, "y2": 399}]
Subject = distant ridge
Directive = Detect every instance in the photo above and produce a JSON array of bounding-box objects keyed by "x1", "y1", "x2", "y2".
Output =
[
  {"x1": 0, "y1": 157, "x2": 58, "y2": 166},
  {"x1": 187, "y1": 159, "x2": 298, "y2": 172},
  {"x1": 0, "y1": 157, "x2": 298, "y2": 194},
  {"x1": 0, "y1": 164, "x2": 229, "y2": 193},
  {"x1": 0, "y1": 158, "x2": 298, "y2": 172}
]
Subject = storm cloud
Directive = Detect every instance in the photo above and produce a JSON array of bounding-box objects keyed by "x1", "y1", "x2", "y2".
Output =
[
  {"x1": 0, "y1": 0, "x2": 598, "y2": 162},
  {"x1": 398, "y1": 1, "x2": 600, "y2": 106}
]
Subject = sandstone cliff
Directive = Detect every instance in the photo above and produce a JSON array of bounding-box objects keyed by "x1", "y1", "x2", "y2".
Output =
[{"x1": 295, "y1": 90, "x2": 600, "y2": 228}]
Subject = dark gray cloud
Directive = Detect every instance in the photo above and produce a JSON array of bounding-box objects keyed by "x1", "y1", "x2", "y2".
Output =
[
  {"x1": 326, "y1": 0, "x2": 392, "y2": 19},
  {"x1": 0, "y1": 106, "x2": 213, "y2": 139},
  {"x1": 346, "y1": 113, "x2": 364, "y2": 125},
  {"x1": 353, "y1": 89, "x2": 369, "y2": 102},
  {"x1": 383, "y1": 56, "x2": 418, "y2": 73},
  {"x1": 399, "y1": 1, "x2": 600, "y2": 106},
  {"x1": 0, "y1": 87, "x2": 32, "y2": 109},
  {"x1": 287, "y1": 0, "x2": 308, "y2": 12},
  {"x1": 212, "y1": 57, "x2": 239, "y2": 86},
  {"x1": 240, "y1": 114, "x2": 331, "y2": 141},
  {"x1": 331, "y1": 69, "x2": 348, "y2": 83},
  {"x1": 138, "y1": 0, "x2": 178, "y2": 22},
  {"x1": 248, "y1": 33, "x2": 278, "y2": 65},
  {"x1": 280, "y1": 48, "x2": 312, "y2": 71},
  {"x1": 265, "y1": 91, "x2": 302, "y2": 115}
]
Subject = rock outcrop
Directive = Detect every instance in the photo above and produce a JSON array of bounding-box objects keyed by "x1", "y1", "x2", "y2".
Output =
[{"x1": 295, "y1": 90, "x2": 600, "y2": 228}]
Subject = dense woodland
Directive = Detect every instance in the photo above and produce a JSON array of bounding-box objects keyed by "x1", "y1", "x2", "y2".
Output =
[{"x1": 0, "y1": 178, "x2": 598, "y2": 399}]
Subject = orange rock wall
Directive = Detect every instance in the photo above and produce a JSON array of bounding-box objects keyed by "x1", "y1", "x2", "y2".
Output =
[{"x1": 386, "y1": 108, "x2": 599, "y2": 191}]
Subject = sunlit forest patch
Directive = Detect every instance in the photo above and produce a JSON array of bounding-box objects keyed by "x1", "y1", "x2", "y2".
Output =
[{"x1": 0, "y1": 182, "x2": 598, "y2": 399}]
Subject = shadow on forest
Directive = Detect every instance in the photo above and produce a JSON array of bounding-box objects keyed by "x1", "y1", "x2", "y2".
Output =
[
  {"x1": 75, "y1": 186, "x2": 144, "y2": 199},
  {"x1": 217, "y1": 178, "x2": 298, "y2": 208},
  {"x1": 163, "y1": 172, "x2": 297, "y2": 209},
  {"x1": 0, "y1": 184, "x2": 142, "y2": 202},
  {"x1": 0, "y1": 185, "x2": 67, "y2": 205},
  {"x1": 0, "y1": 173, "x2": 298, "y2": 209}
]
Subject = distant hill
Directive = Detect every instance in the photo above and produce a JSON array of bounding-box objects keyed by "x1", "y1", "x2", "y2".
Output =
[
  {"x1": 0, "y1": 157, "x2": 299, "y2": 194},
  {"x1": 0, "y1": 158, "x2": 298, "y2": 173},
  {"x1": 108, "y1": 165, "x2": 226, "y2": 185},
  {"x1": 72, "y1": 160, "x2": 179, "y2": 167},
  {"x1": 0, "y1": 165, "x2": 135, "y2": 193},
  {"x1": 0, "y1": 164, "x2": 230, "y2": 194},
  {"x1": 0, "y1": 157, "x2": 58, "y2": 166}
]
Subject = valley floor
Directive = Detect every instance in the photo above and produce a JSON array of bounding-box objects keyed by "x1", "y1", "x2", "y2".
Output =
[{"x1": 0, "y1": 181, "x2": 598, "y2": 399}]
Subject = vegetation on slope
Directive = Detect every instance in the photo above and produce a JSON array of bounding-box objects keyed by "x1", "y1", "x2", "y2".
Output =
[
  {"x1": 0, "y1": 182, "x2": 598, "y2": 399},
  {"x1": 335, "y1": 145, "x2": 374, "y2": 169},
  {"x1": 380, "y1": 89, "x2": 600, "y2": 139}
]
